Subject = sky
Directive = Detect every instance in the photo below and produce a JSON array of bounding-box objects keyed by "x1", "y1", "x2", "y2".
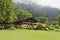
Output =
[{"x1": 13, "y1": 0, "x2": 60, "y2": 9}]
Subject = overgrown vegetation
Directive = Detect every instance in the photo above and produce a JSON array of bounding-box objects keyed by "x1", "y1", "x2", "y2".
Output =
[
  {"x1": 38, "y1": 16, "x2": 48, "y2": 23},
  {"x1": 15, "y1": 9, "x2": 32, "y2": 21},
  {"x1": 57, "y1": 15, "x2": 60, "y2": 26}
]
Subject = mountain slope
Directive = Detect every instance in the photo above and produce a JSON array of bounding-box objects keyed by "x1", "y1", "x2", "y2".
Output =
[{"x1": 13, "y1": 0, "x2": 60, "y2": 20}]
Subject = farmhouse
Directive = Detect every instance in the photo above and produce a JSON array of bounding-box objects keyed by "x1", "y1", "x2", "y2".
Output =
[
  {"x1": 13, "y1": 17, "x2": 38, "y2": 29},
  {"x1": 13, "y1": 17, "x2": 38, "y2": 25}
]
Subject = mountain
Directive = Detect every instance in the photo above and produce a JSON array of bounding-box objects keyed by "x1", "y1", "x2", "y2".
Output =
[{"x1": 13, "y1": 0, "x2": 60, "y2": 20}]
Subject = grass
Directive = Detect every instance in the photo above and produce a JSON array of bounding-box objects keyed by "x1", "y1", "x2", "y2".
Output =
[{"x1": 0, "y1": 29, "x2": 60, "y2": 40}]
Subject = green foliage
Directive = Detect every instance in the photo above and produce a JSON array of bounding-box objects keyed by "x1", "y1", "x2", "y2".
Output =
[
  {"x1": 38, "y1": 16, "x2": 48, "y2": 23},
  {"x1": 48, "y1": 24, "x2": 55, "y2": 30},
  {"x1": 0, "y1": 0, "x2": 15, "y2": 23},
  {"x1": 45, "y1": 24, "x2": 50, "y2": 28},
  {"x1": 43, "y1": 24, "x2": 54, "y2": 30},
  {"x1": 9, "y1": 27, "x2": 16, "y2": 30},
  {"x1": 57, "y1": 15, "x2": 60, "y2": 26},
  {"x1": 45, "y1": 24, "x2": 60, "y2": 30},
  {"x1": 14, "y1": 25, "x2": 21, "y2": 29},
  {"x1": 54, "y1": 25, "x2": 60, "y2": 29},
  {"x1": 0, "y1": 0, "x2": 32, "y2": 29},
  {"x1": 0, "y1": 25, "x2": 4, "y2": 30},
  {"x1": 15, "y1": 9, "x2": 32, "y2": 20}
]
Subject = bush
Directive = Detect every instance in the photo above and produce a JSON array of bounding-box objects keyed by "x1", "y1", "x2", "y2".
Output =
[
  {"x1": 48, "y1": 24, "x2": 55, "y2": 30},
  {"x1": 9, "y1": 27, "x2": 16, "y2": 30},
  {"x1": 14, "y1": 25, "x2": 21, "y2": 29},
  {"x1": 44, "y1": 24, "x2": 55, "y2": 30},
  {"x1": 0, "y1": 25, "x2": 4, "y2": 30},
  {"x1": 54, "y1": 25, "x2": 60, "y2": 29},
  {"x1": 38, "y1": 16, "x2": 48, "y2": 23},
  {"x1": 45, "y1": 24, "x2": 49, "y2": 28},
  {"x1": 54, "y1": 29, "x2": 60, "y2": 32},
  {"x1": 57, "y1": 15, "x2": 60, "y2": 26}
]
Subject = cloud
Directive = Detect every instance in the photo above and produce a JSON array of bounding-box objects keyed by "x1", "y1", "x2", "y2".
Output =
[
  {"x1": 13, "y1": 0, "x2": 60, "y2": 9},
  {"x1": 33, "y1": 0, "x2": 60, "y2": 9}
]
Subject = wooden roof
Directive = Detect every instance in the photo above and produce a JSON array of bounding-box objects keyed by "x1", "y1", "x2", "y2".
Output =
[{"x1": 13, "y1": 17, "x2": 38, "y2": 25}]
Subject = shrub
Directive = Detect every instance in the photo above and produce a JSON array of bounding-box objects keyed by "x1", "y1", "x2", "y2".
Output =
[
  {"x1": 44, "y1": 24, "x2": 55, "y2": 30},
  {"x1": 0, "y1": 25, "x2": 4, "y2": 30},
  {"x1": 9, "y1": 27, "x2": 16, "y2": 30},
  {"x1": 57, "y1": 15, "x2": 60, "y2": 26},
  {"x1": 48, "y1": 24, "x2": 55, "y2": 30},
  {"x1": 14, "y1": 25, "x2": 21, "y2": 29},
  {"x1": 38, "y1": 16, "x2": 48, "y2": 23},
  {"x1": 54, "y1": 25, "x2": 60, "y2": 29},
  {"x1": 45, "y1": 24, "x2": 50, "y2": 28}
]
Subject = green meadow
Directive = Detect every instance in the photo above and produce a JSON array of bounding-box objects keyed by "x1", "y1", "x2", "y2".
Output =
[{"x1": 0, "y1": 29, "x2": 60, "y2": 40}]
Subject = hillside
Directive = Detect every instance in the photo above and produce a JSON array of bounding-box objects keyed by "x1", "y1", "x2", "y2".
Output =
[{"x1": 13, "y1": 0, "x2": 60, "y2": 20}]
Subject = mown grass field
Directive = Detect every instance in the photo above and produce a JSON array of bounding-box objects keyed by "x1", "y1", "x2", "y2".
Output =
[{"x1": 0, "y1": 29, "x2": 60, "y2": 40}]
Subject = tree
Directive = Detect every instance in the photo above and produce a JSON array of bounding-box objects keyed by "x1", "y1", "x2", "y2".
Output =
[
  {"x1": 38, "y1": 16, "x2": 48, "y2": 23},
  {"x1": 15, "y1": 9, "x2": 32, "y2": 20},
  {"x1": 0, "y1": 0, "x2": 15, "y2": 23},
  {"x1": 57, "y1": 15, "x2": 60, "y2": 26}
]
